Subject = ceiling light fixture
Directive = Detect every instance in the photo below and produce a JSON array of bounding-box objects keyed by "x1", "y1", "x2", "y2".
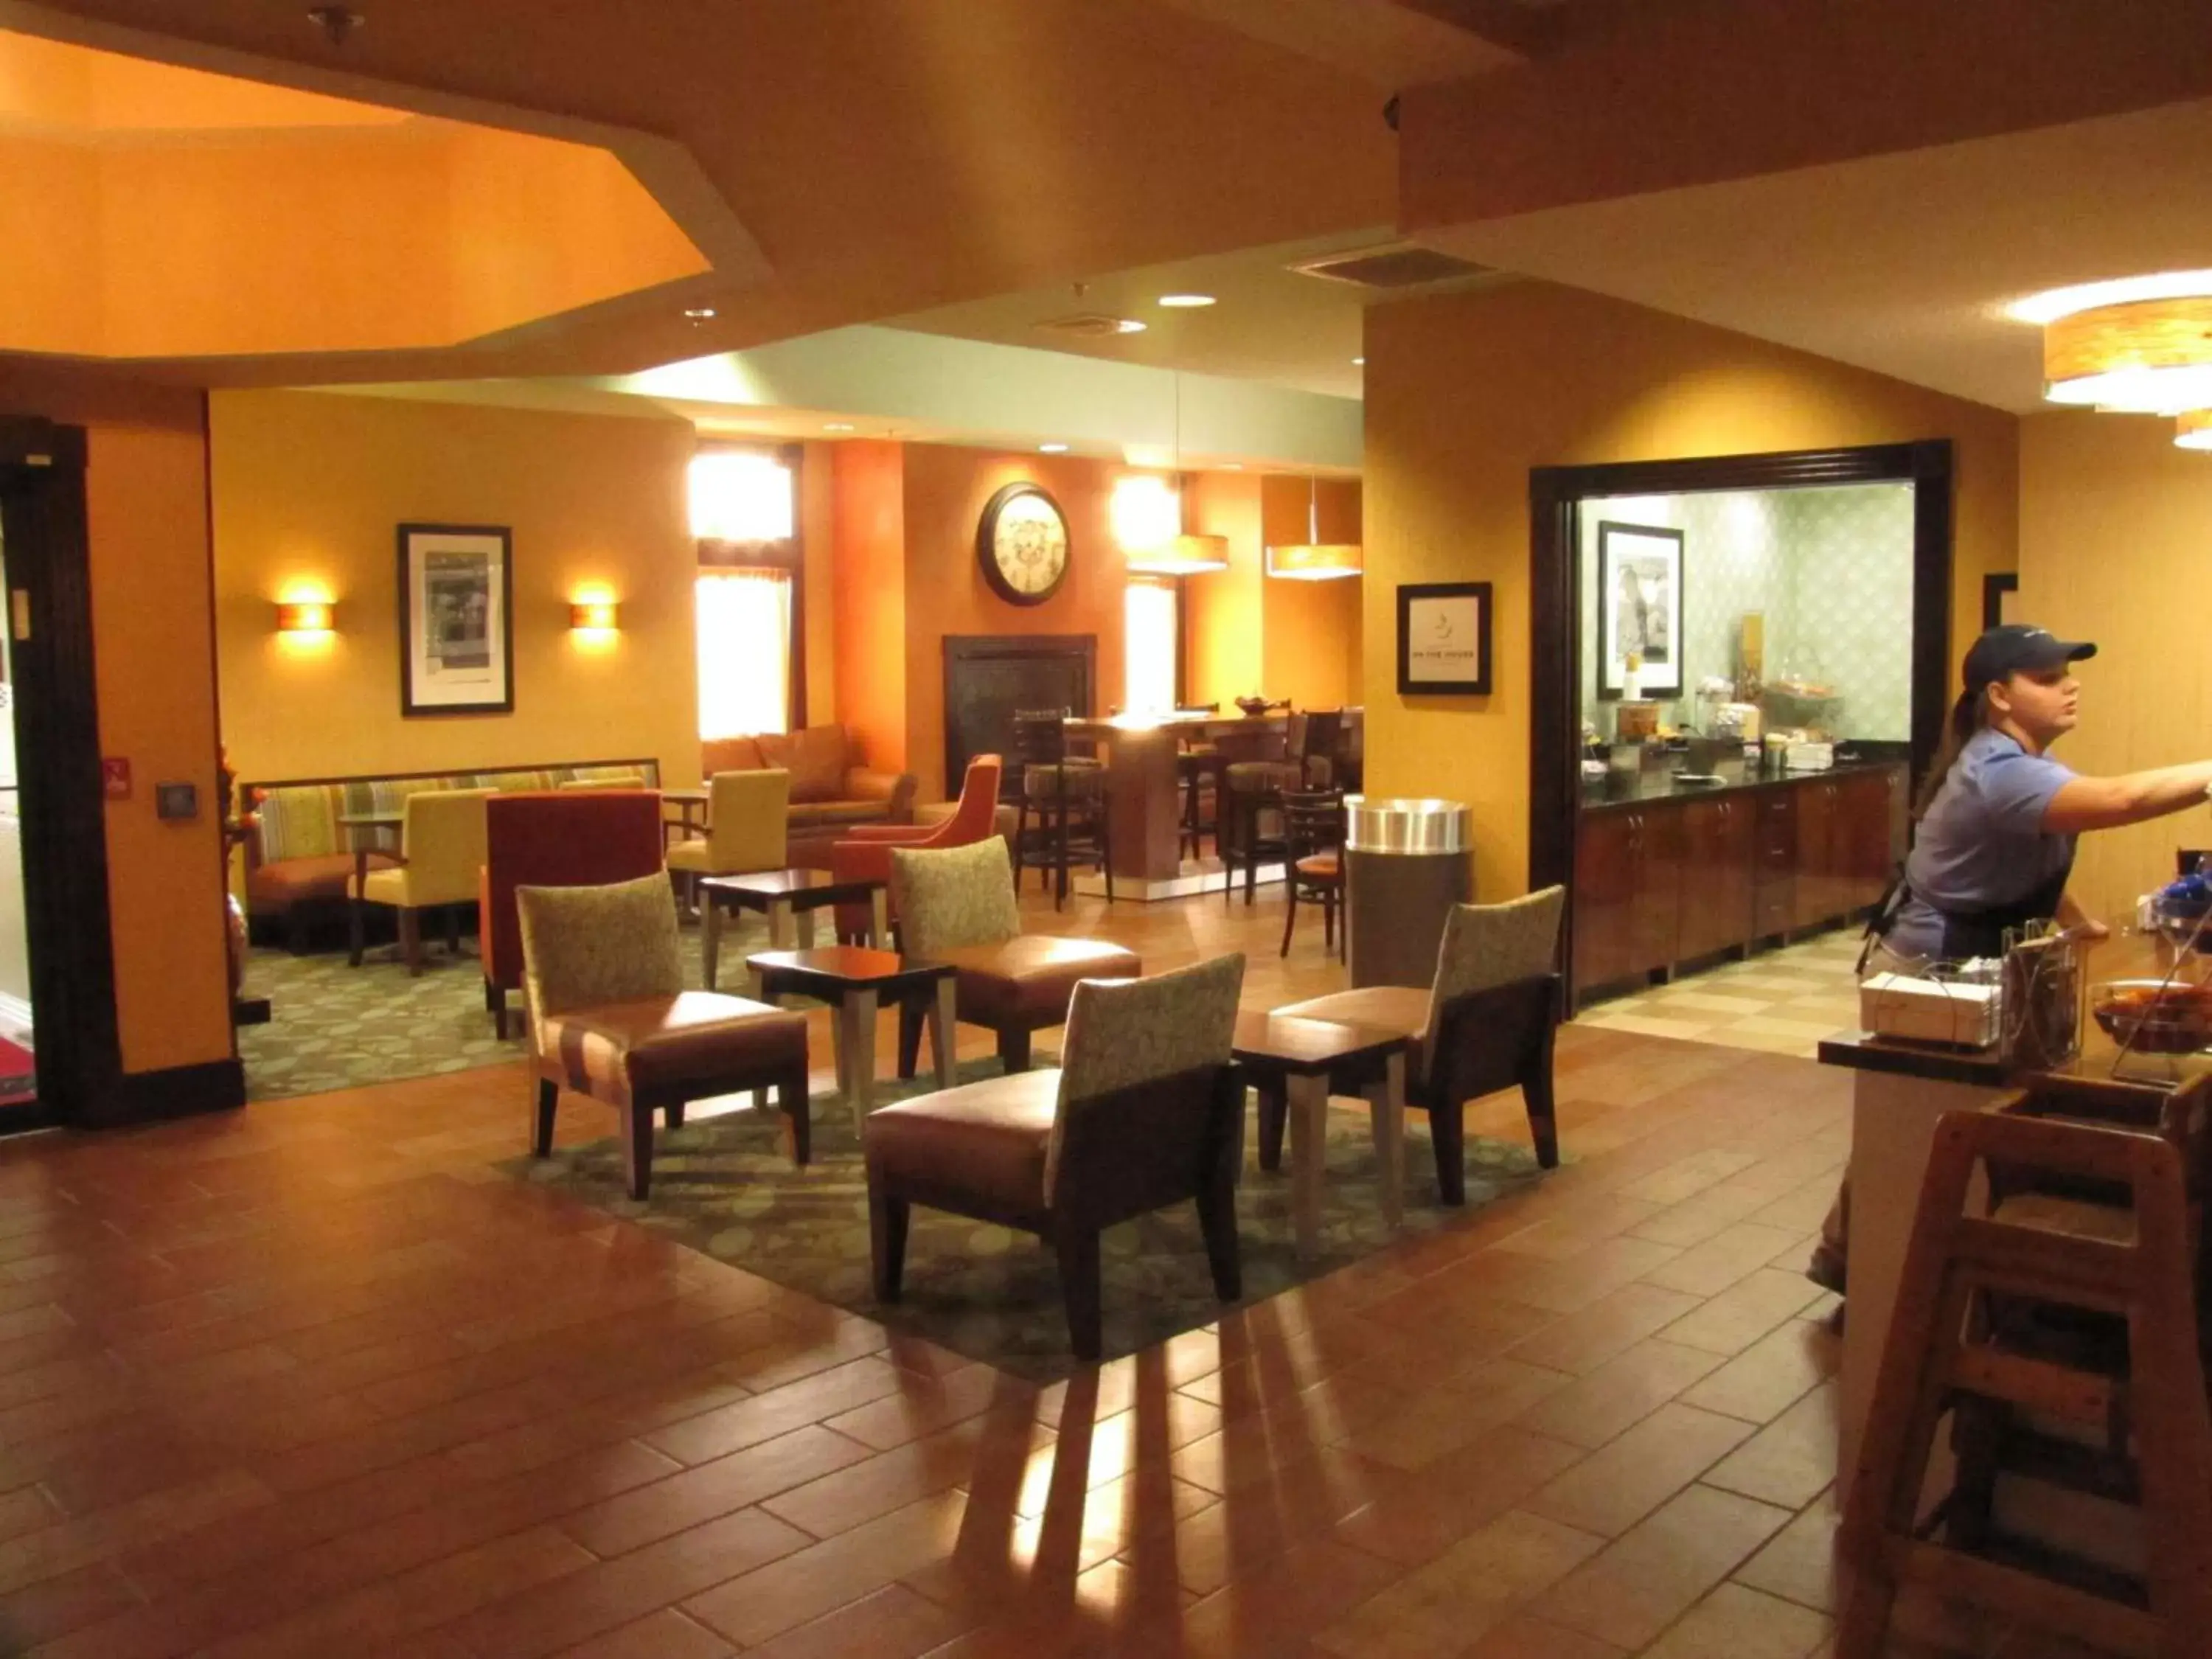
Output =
[
  {"x1": 307, "y1": 5, "x2": 364, "y2": 46},
  {"x1": 2177, "y1": 410, "x2": 2212, "y2": 451},
  {"x1": 2018, "y1": 273, "x2": 2212, "y2": 414},
  {"x1": 1157, "y1": 294, "x2": 1215, "y2": 309},
  {"x1": 1039, "y1": 442, "x2": 1070, "y2": 453},
  {"x1": 1265, "y1": 474, "x2": 1363, "y2": 581},
  {"x1": 684, "y1": 306, "x2": 717, "y2": 322},
  {"x1": 1114, "y1": 318, "x2": 1148, "y2": 334},
  {"x1": 1122, "y1": 375, "x2": 1228, "y2": 577},
  {"x1": 823, "y1": 422, "x2": 855, "y2": 432}
]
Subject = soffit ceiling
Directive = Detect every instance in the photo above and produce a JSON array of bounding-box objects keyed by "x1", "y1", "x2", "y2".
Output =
[
  {"x1": 1, "y1": 0, "x2": 1411, "y2": 386},
  {"x1": 1416, "y1": 98, "x2": 2212, "y2": 414}
]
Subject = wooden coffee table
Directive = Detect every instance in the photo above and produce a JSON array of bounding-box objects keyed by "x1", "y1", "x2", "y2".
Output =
[
  {"x1": 1231, "y1": 1009, "x2": 1410, "y2": 1259},
  {"x1": 698, "y1": 868, "x2": 888, "y2": 989},
  {"x1": 747, "y1": 946, "x2": 955, "y2": 1128}
]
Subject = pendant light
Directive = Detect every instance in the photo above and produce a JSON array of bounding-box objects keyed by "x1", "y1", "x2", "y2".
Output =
[
  {"x1": 2017, "y1": 271, "x2": 2212, "y2": 415},
  {"x1": 1124, "y1": 375, "x2": 1228, "y2": 577},
  {"x1": 1265, "y1": 473, "x2": 1363, "y2": 580}
]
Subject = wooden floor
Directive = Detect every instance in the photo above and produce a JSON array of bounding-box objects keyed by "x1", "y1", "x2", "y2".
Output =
[{"x1": 0, "y1": 884, "x2": 2087, "y2": 1658}]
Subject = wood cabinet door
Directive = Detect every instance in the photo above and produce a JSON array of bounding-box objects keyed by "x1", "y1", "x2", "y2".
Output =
[
  {"x1": 1573, "y1": 810, "x2": 1636, "y2": 992},
  {"x1": 1792, "y1": 779, "x2": 1840, "y2": 929},
  {"x1": 1679, "y1": 795, "x2": 1756, "y2": 961},
  {"x1": 1753, "y1": 787, "x2": 1795, "y2": 938},
  {"x1": 1629, "y1": 804, "x2": 1686, "y2": 975}
]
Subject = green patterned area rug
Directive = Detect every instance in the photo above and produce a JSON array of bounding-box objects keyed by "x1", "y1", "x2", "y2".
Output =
[
  {"x1": 235, "y1": 911, "x2": 786, "y2": 1101},
  {"x1": 504, "y1": 1062, "x2": 1549, "y2": 1382}
]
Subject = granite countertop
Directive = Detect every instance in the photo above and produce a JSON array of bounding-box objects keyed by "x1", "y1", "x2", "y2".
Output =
[{"x1": 1579, "y1": 754, "x2": 1906, "y2": 811}]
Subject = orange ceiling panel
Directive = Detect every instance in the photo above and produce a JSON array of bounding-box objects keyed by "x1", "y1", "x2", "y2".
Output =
[{"x1": 0, "y1": 30, "x2": 709, "y2": 360}]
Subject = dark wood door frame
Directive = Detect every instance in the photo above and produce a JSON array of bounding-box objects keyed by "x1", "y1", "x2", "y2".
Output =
[
  {"x1": 1528, "y1": 440, "x2": 1955, "y2": 899},
  {"x1": 0, "y1": 420, "x2": 117, "y2": 1130}
]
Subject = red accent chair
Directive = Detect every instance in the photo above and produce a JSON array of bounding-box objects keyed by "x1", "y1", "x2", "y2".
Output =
[
  {"x1": 480, "y1": 790, "x2": 666, "y2": 1039},
  {"x1": 813, "y1": 756, "x2": 1005, "y2": 941}
]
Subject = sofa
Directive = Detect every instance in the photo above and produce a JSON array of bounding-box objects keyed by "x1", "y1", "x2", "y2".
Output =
[
  {"x1": 701, "y1": 724, "x2": 915, "y2": 832},
  {"x1": 240, "y1": 757, "x2": 661, "y2": 950}
]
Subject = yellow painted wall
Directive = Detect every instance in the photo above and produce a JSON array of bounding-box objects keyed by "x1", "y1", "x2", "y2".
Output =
[
  {"x1": 1365, "y1": 280, "x2": 2018, "y2": 899},
  {"x1": 1261, "y1": 476, "x2": 1363, "y2": 712},
  {"x1": 2019, "y1": 409, "x2": 2212, "y2": 925},
  {"x1": 1, "y1": 368, "x2": 233, "y2": 1077},
  {"x1": 211, "y1": 390, "x2": 701, "y2": 791}
]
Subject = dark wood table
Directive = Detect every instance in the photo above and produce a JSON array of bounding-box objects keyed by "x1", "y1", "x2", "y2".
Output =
[
  {"x1": 1231, "y1": 1009, "x2": 1411, "y2": 1257},
  {"x1": 698, "y1": 868, "x2": 888, "y2": 988},
  {"x1": 337, "y1": 811, "x2": 402, "y2": 967},
  {"x1": 747, "y1": 946, "x2": 956, "y2": 1126}
]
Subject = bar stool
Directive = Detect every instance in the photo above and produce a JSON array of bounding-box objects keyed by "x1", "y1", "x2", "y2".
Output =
[
  {"x1": 1177, "y1": 717, "x2": 1223, "y2": 864},
  {"x1": 1297, "y1": 708, "x2": 1345, "y2": 790},
  {"x1": 1222, "y1": 757, "x2": 1301, "y2": 906},
  {"x1": 1837, "y1": 1097, "x2": 2212, "y2": 1659},
  {"x1": 1011, "y1": 709, "x2": 1110, "y2": 909}
]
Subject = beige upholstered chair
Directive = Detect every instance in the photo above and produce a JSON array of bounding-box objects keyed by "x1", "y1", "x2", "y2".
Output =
[
  {"x1": 667, "y1": 768, "x2": 790, "y2": 897},
  {"x1": 890, "y1": 835, "x2": 1139, "y2": 1072},
  {"x1": 347, "y1": 787, "x2": 495, "y2": 974},
  {"x1": 865, "y1": 953, "x2": 1247, "y2": 1359},
  {"x1": 518, "y1": 872, "x2": 810, "y2": 1200},
  {"x1": 1273, "y1": 886, "x2": 1566, "y2": 1203}
]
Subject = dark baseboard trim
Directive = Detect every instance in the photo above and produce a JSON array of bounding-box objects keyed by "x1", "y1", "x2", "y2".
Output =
[{"x1": 90, "y1": 1059, "x2": 246, "y2": 1127}]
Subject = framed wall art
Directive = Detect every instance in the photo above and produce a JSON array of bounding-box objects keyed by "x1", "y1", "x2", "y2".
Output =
[
  {"x1": 1596, "y1": 520, "x2": 1683, "y2": 700},
  {"x1": 397, "y1": 523, "x2": 513, "y2": 716},
  {"x1": 1397, "y1": 581, "x2": 1492, "y2": 696}
]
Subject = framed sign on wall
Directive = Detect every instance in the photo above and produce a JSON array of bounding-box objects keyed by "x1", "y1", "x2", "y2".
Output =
[
  {"x1": 397, "y1": 522, "x2": 514, "y2": 716},
  {"x1": 1397, "y1": 581, "x2": 1492, "y2": 696}
]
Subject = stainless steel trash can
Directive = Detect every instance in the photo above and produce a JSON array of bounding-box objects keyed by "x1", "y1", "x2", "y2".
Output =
[{"x1": 1343, "y1": 796, "x2": 1473, "y2": 989}]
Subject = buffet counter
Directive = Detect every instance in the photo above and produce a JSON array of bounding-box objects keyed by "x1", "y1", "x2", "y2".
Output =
[{"x1": 1579, "y1": 754, "x2": 1905, "y2": 811}]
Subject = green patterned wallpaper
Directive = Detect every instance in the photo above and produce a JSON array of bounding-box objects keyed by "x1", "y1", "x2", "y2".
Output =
[{"x1": 1578, "y1": 482, "x2": 1913, "y2": 742}]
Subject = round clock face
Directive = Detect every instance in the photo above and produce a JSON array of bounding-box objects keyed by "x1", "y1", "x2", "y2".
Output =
[{"x1": 978, "y1": 483, "x2": 1070, "y2": 605}]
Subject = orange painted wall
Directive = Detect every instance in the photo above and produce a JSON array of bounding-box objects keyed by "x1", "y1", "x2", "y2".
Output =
[
  {"x1": 830, "y1": 441, "x2": 907, "y2": 776},
  {"x1": 211, "y1": 390, "x2": 701, "y2": 792},
  {"x1": 1365, "y1": 280, "x2": 2017, "y2": 899},
  {"x1": 898, "y1": 445, "x2": 1129, "y2": 803},
  {"x1": 1183, "y1": 472, "x2": 1263, "y2": 712},
  {"x1": 0, "y1": 367, "x2": 232, "y2": 1077},
  {"x1": 798, "y1": 439, "x2": 837, "y2": 725},
  {"x1": 1260, "y1": 476, "x2": 1363, "y2": 712}
]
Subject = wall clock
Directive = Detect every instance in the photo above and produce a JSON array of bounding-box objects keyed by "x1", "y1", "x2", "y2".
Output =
[{"x1": 976, "y1": 481, "x2": 1071, "y2": 606}]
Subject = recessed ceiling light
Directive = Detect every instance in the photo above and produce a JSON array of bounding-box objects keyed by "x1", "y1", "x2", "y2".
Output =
[
  {"x1": 2009, "y1": 271, "x2": 2212, "y2": 324},
  {"x1": 1114, "y1": 318, "x2": 1148, "y2": 334},
  {"x1": 1157, "y1": 294, "x2": 1216, "y2": 308},
  {"x1": 824, "y1": 422, "x2": 855, "y2": 432},
  {"x1": 683, "y1": 306, "x2": 717, "y2": 321},
  {"x1": 1352, "y1": 356, "x2": 1366, "y2": 366},
  {"x1": 1039, "y1": 442, "x2": 1070, "y2": 453}
]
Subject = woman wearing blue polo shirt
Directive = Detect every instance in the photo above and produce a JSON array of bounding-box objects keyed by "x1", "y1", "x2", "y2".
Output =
[{"x1": 1812, "y1": 622, "x2": 2212, "y2": 1293}]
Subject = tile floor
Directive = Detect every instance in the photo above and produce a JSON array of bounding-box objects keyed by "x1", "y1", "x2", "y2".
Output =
[
  {"x1": 0, "y1": 888, "x2": 2096, "y2": 1658},
  {"x1": 1577, "y1": 928, "x2": 1868, "y2": 1060}
]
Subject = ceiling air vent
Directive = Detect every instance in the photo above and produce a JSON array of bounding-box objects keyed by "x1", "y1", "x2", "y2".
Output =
[
  {"x1": 1290, "y1": 244, "x2": 1490, "y2": 291},
  {"x1": 1033, "y1": 313, "x2": 1146, "y2": 338}
]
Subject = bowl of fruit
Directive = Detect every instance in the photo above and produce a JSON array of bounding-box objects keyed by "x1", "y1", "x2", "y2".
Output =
[{"x1": 2091, "y1": 979, "x2": 2212, "y2": 1054}]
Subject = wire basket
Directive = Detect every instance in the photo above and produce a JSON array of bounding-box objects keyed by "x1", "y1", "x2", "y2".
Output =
[{"x1": 1997, "y1": 923, "x2": 2084, "y2": 1071}]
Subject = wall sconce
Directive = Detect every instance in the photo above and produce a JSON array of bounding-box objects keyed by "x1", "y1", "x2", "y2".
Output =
[
  {"x1": 570, "y1": 600, "x2": 621, "y2": 632},
  {"x1": 275, "y1": 601, "x2": 335, "y2": 633}
]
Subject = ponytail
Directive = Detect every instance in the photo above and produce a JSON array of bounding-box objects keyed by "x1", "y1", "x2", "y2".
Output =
[{"x1": 1913, "y1": 686, "x2": 1989, "y2": 820}]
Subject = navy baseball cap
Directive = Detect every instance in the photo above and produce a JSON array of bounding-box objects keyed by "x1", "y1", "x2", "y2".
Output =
[{"x1": 1962, "y1": 625, "x2": 2096, "y2": 692}]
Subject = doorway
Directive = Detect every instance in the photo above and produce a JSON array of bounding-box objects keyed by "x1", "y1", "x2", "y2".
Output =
[{"x1": 0, "y1": 516, "x2": 35, "y2": 1124}]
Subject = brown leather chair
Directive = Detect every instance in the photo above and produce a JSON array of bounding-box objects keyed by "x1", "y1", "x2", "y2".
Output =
[
  {"x1": 1271, "y1": 887, "x2": 1565, "y2": 1203},
  {"x1": 863, "y1": 953, "x2": 1246, "y2": 1360},
  {"x1": 888, "y1": 836, "x2": 1140, "y2": 1073},
  {"x1": 518, "y1": 872, "x2": 810, "y2": 1200}
]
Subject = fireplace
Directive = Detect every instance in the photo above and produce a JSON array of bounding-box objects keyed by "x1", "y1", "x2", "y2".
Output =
[{"x1": 942, "y1": 634, "x2": 1096, "y2": 798}]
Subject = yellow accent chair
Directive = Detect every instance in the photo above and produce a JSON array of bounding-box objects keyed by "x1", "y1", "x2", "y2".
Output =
[
  {"x1": 347, "y1": 788, "x2": 495, "y2": 974},
  {"x1": 665, "y1": 770, "x2": 790, "y2": 903}
]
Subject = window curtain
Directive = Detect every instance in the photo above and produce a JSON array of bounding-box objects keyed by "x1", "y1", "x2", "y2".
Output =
[{"x1": 697, "y1": 568, "x2": 793, "y2": 738}]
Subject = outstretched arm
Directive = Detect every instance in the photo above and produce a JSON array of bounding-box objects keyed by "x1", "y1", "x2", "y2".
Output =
[{"x1": 2042, "y1": 762, "x2": 2212, "y2": 835}]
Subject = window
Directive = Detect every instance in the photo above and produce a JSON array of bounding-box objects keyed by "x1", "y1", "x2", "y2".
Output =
[
  {"x1": 689, "y1": 451, "x2": 793, "y2": 542},
  {"x1": 1124, "y1": 579, "x2": 1178, "y2": 716},
  {"x1": 697, "y1": 569, "x2": 793, "y2": 737}
]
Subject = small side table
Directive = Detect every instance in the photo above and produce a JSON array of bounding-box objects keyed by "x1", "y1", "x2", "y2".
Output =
[
  {"x1": 1231, "y1": 1009, "x2": 1409, "y2": 1259},
  {"x1": 338, "y1": 810, "x2": 402, "y2": 967},
  {"x1": 747, "y1": 947, "x2": 955, "y2": 1129},
  {"x1": 661, "y1": 787, "x2": 709, "y2": 847},
  {"x1": 698, "y1": 869, "x2": 888, "y2": 989}
]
